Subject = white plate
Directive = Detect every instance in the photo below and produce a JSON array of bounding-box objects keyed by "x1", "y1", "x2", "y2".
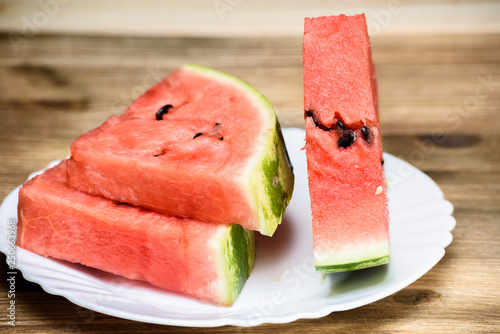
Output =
[{"x1": 0, "y1": 128, "x2": 455, "y2": 327}]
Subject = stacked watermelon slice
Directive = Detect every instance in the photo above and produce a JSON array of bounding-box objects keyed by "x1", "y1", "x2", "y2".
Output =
[{"x1": 17, "y1": 65, "x2": 294, "y2": 305}]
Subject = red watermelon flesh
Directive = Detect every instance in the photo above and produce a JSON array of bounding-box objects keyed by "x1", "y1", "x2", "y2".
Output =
[
  {"x1": 67, "y1": 65, "x2": 294, "y2": 237},
  {"x1": 303, "y1": 14, "x2": 390, "y2": 272},
  {"x1": 17, "y1": 160, "x2": 255, "y2": 306}
]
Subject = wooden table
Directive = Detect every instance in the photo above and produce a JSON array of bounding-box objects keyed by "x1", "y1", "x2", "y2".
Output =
[{"x1": 1, "y1": 32, "x2": 499, "y2": 333}]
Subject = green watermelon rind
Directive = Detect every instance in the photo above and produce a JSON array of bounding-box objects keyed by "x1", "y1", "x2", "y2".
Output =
[
  {"x1": 183, "y1": 64, "x2": 294, "y2": 237},
  {"x1": 314, "y1": 255, "x2": 390, "y2": 273},
  {"x1": 314, "y1": 240, "x2": 390, "y2": 273},
  {"x1": 249, "y1": 122, "x2": 295, "y2": 236},
  {"x1": 211, "y1": 224, "x2": 255, "y2": 305}
]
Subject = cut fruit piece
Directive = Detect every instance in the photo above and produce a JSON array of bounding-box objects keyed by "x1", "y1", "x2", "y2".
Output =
[
  {"x1": 17, "y1": 160, "x2": 255, "y2": 306},
  {"x1": 67, "y1": 64, "x2": 294, "y2": 236},
  {"x1": 303, "y1": 14, "x2": 390, "y2": 272}
]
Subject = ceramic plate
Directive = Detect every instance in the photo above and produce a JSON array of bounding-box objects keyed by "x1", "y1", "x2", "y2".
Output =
[{"x1": 0, "y1": 128, "x2": 455, "y2": 327}]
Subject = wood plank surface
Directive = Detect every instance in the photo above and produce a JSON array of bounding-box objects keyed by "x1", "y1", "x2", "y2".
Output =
[{"x1": 0, "y1": 32, "x2": 499, "y2": 333}]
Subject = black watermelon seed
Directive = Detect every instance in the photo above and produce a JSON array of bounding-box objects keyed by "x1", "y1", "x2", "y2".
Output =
[
  {"x1": 335, "y1": 121, "x2": 347, "y2": 131},
  {"x1": 337, "y1": 131, "x2": 356, "y2": 148},
  {"x1": 361, "y1": 125, "x2": 371, "y2": 142},
  {"x1": 381, "y1": 158, "x2": 385, "y2": 166},
  {"x1": 155, "y1": 104, "x2": 173, "y2": 120},
  {"x1": 193, "y1": 132, "x2": 203, "y2": 139},
  {"x1": 336, "y1": 120, "x2": 347, "y2": 131},
  {"x1": 306, "y1": 110, "x2": 330, "y2": 132},
  {"x1": 219, "y1": 137, "x2": 224, "y2": 141}
]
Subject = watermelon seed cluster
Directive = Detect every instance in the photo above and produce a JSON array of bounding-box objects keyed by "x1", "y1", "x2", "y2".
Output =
[
  {"x1": 305, "y1": 109, "x2": 373, "y2": 149},
  {"x1": 193, "y1": 122, "x2": 224, "y2": 141},
  {"x1": 155, "y1": 105, "x2": 225, "y2": 141}
]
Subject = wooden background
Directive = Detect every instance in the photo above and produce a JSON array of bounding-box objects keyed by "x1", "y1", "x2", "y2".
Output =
[{"x1": 1, "y1": 1, "x2": 499, "y2": 333}]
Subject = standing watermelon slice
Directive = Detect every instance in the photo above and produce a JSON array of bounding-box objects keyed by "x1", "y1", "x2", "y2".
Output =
[
  {"x1": 17, "y1": 160, "x2": 255, "y2": 306},
  {"x1": 303, "y1": 14, "x2": 390, "y2": 272},
  {"x1": 67, "y1": 65, "x2": 294, "y2": 237}
]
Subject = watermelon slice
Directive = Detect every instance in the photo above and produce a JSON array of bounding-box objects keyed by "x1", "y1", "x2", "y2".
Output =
[
  {"x1": 67, "y1": 64, "x2": 294, "y2": 236},
  {"x1": 17, "y1": 160, "x2": 255, "y2": 306},
  {"x1": 303, "y1": 14, "x2": 390, "y2": 272}
]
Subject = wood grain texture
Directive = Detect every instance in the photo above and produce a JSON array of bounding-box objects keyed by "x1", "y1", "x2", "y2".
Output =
[{"x1": 1, "y1": 32, "x2": 499, "y2": 333}]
